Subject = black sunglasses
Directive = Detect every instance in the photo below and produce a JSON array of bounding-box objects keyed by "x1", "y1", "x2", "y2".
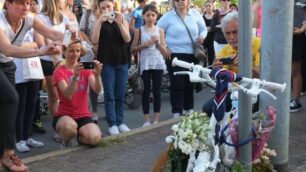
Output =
[{"x1": 174, "y1": 0, "x2": 185, "y2": 2}]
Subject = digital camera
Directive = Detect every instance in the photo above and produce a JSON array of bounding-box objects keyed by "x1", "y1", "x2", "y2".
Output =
[{"x1": 103, "y1": 12, "x2": 116, "y2": 20}]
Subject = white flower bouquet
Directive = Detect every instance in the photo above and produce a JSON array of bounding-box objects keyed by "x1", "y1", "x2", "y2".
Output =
[
  {"x1": 166, "y1": 112, "x2": 210, "y2": 154},
  {"x1": 164, "y1": 112, "x2": 211, "y2": 171}
]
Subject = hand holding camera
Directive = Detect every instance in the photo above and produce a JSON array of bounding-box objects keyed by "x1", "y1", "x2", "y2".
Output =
[{"x1": 103, "y1": 11, "x2": 116, "y2": 23}]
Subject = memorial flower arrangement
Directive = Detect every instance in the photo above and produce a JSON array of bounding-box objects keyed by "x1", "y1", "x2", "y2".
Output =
[
  {"x1": 231, "y1": 144, "x2": 276, "y2": 172},
  {"x1": 164, "y1": 112, "x2": 211, "y2": 171}
]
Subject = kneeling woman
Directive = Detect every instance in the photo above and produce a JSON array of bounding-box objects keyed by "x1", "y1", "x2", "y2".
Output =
[{"x1": 52, "y1": 40, "x2": 103, "y2": 148}]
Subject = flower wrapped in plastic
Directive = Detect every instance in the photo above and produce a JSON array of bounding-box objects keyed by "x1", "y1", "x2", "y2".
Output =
[{"x1": 228, "y1": 106, "x2": 277, "y2": 161}]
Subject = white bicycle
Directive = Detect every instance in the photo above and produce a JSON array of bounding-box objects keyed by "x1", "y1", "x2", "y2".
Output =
[{"x1": 171, "y1": 57, "x2": 286, "y2": 172}]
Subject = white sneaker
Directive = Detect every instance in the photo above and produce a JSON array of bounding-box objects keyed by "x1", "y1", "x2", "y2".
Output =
[
  {"x1": 142, "y1": 121, "x2": 151, "y2": 127},
  {"x1": 173, "y1": 113, "x2": 180, "y2": 118},
  {"x1": 108, "y1": 125, "x2": 120, "y2": 135},
  {"x1": 16, "y1": 140, "x2": 30, "y2": 153},
  {"x1": 26, "y1": 138, "x2": 44, "y2": 148},
  {"x1": 183, "y1": 109, "x2": 194, "y2": 116},
  {"x1": 118, "y1": 124, "x2": 130, "y2": 133}
]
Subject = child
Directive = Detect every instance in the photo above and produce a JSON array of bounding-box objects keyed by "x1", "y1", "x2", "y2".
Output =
[{"x1": 131, "y1": 4, "x2": 167, "y2": 127}]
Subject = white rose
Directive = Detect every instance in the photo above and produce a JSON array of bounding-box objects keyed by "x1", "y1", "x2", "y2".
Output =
[
  {"x1": 165, "y1": 135, "x2": 175, "y2": 144},
  {"x1": 172, "y1": 124, "x2": 179, "y2": 132},
  {"x1": 178, "y1": 141, "x2": 188, "y2": 154}
]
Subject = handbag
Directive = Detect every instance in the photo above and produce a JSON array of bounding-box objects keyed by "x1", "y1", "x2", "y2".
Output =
[
  {"x1": 22, "y1": 57, "x2": 44, "y2": 80},
  {"x1": 175, "y1": 11, "x2": 207, "y2": 61},
  {"x1": 128, "y1": 28, "x2": 144, "y2": 95}
]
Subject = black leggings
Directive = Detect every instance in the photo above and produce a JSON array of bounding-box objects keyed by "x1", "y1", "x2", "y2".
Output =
[
  {"x1": 15, "y1": 81, "x2": 40, "y2": 142},
  {"x1": 0, "y1": 62, "x2": 18, "y2": 156},
  {"x1": 141, "y1": 70, "x2": 163, "y2": 114},
  {"x1": 166, "y1": 54, "x2": 198, "y2": 114}
]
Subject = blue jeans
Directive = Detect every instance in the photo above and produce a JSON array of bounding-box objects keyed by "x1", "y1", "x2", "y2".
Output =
[{"x1": 102, "y1": 64, "x2": 128, "y2": 127}]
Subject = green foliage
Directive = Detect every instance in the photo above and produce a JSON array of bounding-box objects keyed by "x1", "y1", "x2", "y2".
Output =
[
  {"x1": 98, "y1": 136, "x2": 126, "y2": 147},
  {"x1": 231, "y1": 161, "x2": 245, "y2": 172},
  {"x1": 193, "y1": 0, "x2": 238, "y2": 8},
  {"x1": 230, "y1": 0, "x2": 239, "y2": 5},
  {"x1": 166, "y1": 145, "x2": 190, "y2": 172},
  {"x1": 252, "y1": 157, "x2": 274, "y2": 172}
]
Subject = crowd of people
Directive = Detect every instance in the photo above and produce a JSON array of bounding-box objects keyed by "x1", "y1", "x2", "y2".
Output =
[{"x1": 0, "y1": 0, "x2": 305, "y2": 171}]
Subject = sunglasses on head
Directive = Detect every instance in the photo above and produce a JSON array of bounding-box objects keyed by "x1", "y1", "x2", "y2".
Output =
[{"x1": 174, "y1": 0, "x2": 185, "y2": 2}]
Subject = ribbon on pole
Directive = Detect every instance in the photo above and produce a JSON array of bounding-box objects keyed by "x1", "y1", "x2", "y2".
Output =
[{"x1": 210, "y1": 68, "x2": 242, "y2": 122}]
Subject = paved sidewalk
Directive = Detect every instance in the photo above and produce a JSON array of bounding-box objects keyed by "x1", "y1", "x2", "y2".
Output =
[
  {"x1": 26, "y1": 119, "x2": 178, "y2": 172},
  {"x1": 1, "y1": 97, "x2": 306, "y2": 172}
]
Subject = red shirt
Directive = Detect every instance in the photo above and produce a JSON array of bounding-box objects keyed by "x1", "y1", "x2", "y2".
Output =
[{"x1": 53, "y1": 65, "x2": 93, "y2": 119}]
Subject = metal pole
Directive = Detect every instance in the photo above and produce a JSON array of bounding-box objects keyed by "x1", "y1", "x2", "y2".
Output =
[
  {"x1": 260, "y1": 0, "x2": 293, "y2": 171},
  {"x1": 238, "y1": 0, "x2": 252, "y2": 171}
]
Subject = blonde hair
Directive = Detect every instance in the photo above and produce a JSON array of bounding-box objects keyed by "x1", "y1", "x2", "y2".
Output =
[
  {"x1": 41, "y1": 0, "x2": 63, "y2": 25},
  {"x1": 62, "y1": 40, "x2": 86, "y2": 58}
]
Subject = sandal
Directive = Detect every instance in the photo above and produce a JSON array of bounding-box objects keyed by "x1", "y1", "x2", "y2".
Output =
[{"x1": 1, "y1": 153, "x2": 28, "y2": 172}]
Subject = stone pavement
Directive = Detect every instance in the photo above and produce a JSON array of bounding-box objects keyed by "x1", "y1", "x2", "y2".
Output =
[
  {"x1": 25, "y1": 119, "x2": 179, "y2": 172},
  {"x1": 1, "y1": 96, "x2": 306, "y2": 172}
]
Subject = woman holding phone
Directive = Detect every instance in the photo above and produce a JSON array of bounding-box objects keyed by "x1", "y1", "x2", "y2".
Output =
[{"x1": 52, "y1": 40, "x2": 102, "y2": 148}]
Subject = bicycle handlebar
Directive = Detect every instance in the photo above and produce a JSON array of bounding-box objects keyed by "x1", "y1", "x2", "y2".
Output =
[{"x1": 172, "y1": 57, "x2": 286, "y2": 93}]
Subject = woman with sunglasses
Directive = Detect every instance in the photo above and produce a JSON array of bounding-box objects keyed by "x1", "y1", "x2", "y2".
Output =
[
  {"x1": 210, "y1": 0, "x2": 230, "y2": 53},
  {"x1": 0, "y1": 0, "x2": 66, "y2": 171},
  {"x1": 157, "y1": 0, "x2": 207, "y2": 118}
]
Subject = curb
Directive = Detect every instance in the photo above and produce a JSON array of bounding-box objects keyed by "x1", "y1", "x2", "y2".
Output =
[{"x1": 22, "y1": 117, "x2": 180, "y2": 165}]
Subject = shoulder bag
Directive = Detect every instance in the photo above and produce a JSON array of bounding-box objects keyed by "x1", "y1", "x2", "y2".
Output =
[
  {"x1": 128, "y1": 28, "x2": 144, "y2": 95},
  {"x1": 175, "y1": 11, "x2": 207, "y2": 61}
]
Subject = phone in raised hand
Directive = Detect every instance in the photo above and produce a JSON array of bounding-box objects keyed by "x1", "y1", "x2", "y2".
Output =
[
  {"x1": 82, "y1": 62, "x2": 95, "y2": 69},
  {"x1": 62, "y1": 30, "x2": 72, "y2": 46}
]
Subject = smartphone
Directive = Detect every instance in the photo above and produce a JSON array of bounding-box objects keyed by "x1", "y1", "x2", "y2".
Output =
[
  {"x1": 219, "y1": 57, "x2": 234, "y2": 65},
  {"x1": 62, "y1": 30, "x2": 71, "y2": 46},
  {"x1": 82, "y1": 62, "x2": 95, "y2": 69}
]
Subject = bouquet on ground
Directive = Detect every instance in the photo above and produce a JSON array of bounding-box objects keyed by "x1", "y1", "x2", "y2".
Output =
[
  {"x1": 231, "y1": 143, "x2": 277, "y2": 172},
  {"x1": 165, "y1": 112, "x2": 212, "y2": 171}
]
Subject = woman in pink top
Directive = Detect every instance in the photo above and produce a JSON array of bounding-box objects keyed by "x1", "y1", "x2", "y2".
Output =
[{"x1": 53, "y1": 40, "x2": 102, "y2": 148}]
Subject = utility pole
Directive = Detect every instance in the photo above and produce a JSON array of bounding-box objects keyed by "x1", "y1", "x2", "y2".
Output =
[
  {"x1": 260, "y1": 0, "x2": 293, "y2": 171},
  {"x1": 237, "y1": 0, "x2": 252, "y2": 171}
]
